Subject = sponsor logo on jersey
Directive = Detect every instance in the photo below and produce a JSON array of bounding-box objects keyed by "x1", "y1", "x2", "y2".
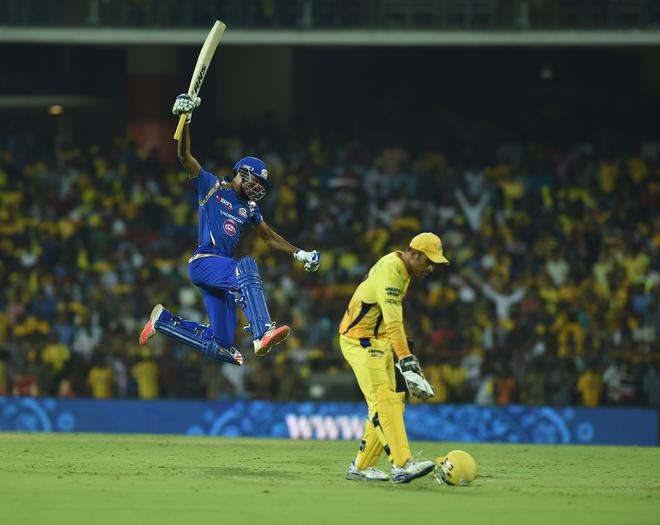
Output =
[
  {"x1": 223, "y1": 219, "x2": 238, "y2": 236},
  {"x1": 216, "y1": 196, "x2": 233, "y2": 210},
  {"x1": 219, "y1": 209, "x2": 244, "y2": 224},
  {"x1": 239, "y1": 207, "x2": 248, "y2": 218}
]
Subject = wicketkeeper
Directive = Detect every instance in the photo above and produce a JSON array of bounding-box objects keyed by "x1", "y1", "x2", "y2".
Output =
[
  {"x1": 340, "y1": 233, "x2": 449, "y2": 483},
  {"x1": 139, "y1": 94, "x2": 321, "y2": 365}
]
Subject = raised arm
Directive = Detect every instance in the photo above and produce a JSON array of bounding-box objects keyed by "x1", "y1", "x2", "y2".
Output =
[
  {"x1": 176, "y1": 123, "x2": 201, "y2": 178},
  {"x1": 172, "y1": 94, "x2": 202, "y2": 178}
]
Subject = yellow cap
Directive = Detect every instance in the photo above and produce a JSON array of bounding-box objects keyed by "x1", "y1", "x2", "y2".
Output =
[{"x1": 409, "y1": 232, "x2": 450, "y2": 265}]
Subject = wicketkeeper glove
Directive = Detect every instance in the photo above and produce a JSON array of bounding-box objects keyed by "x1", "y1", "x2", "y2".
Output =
[
  {"x1": 293, "y1": 249, "x2": 321, "y2": 272},
  {"x1": 396, "y1": 354, "x2": 435, "y2": 400},
  {"x1": 172, "y1": 93, "x2": 201, "y2": 123}
]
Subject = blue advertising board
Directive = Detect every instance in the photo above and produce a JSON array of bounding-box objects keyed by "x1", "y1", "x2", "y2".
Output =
[{"x1": 0, "y1": 397, "x2": 656, "y2": 446}]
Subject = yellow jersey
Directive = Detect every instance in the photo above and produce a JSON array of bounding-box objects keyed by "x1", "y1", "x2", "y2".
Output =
[
  {"x1": 42, "y1": 343, "x2": 70, "y2": 374},
  {"x1": 339, "y1": 251, "x2": 411, "y2": 358},
  {"x1": 131, "y1": 361, "x2": 159, "y2": 400},
  {"x1": 88, "y1": 366, "x2": 114, "y2": 399}
]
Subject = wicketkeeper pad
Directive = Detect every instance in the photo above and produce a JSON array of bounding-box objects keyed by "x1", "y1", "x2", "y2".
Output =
[
  {"x1": 374, "y1": 384, "x2": 411, "y2": 468},
  {"x1": 354, "y1": 418, "x2": 385, "y2": 470}
]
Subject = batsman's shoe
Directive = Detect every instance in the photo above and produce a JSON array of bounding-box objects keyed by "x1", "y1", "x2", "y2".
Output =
[
  {"x1": 346, "y1": 462, "x2": 389, "y2": 481},
  {"x1": 391, "y1": 459, "x2": 435, "y2": 484},
  {"x1": 139, "y1": 304, "x2": 164, "y2": 345},
  {"x1": 253, "y1": 323, "x2": 290, "y2": 356},
  {"x1": 207, "y1": 345, "x2": 244, "y2": 366}
]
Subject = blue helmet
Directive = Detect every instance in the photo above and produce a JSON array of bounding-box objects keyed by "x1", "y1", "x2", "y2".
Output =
[{"x1": 232, "y1": 156, "x2": 271, "y2": 194}]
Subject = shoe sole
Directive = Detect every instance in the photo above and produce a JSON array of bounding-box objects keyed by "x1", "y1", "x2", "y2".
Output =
[
  {"x1": 139, "y1": 304, "x2": 164, "y2": 345},
  {"x1": 346, "y1": 473, "x2": 389, "y2": 481},
  {"x1": 392, "y1": 463, "x2": 435, "y2": 484},
  {"x1": 255, "y1": 325, "x2": 290, "y2": 356}
]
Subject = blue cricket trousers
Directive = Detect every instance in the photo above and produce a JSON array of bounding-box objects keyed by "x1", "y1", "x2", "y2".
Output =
[{"x1": 187, "y1": 255, "x2": 239, "y2": 348}]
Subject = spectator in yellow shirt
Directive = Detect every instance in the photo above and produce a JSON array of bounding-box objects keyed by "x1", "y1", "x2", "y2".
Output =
[
  {"x1": 42, "y1": 334, "x2": 71, "y2": 376},
  {"x1": 555, "y1": 311, "x2": 586, "y2": 358},
  {"x1": 577, "y1": 366, "x2": 604, "y2": 407},
  {"x1": 87, "y1": 356, "x2": 115, "y2": 399},
  {"x1": 131, "y1": 351, "x2": 159, "y2": 400}
]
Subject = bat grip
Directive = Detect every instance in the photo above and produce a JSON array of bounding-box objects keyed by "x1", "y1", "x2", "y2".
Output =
[{"x1": 173, "y1": 113, "x2": 188, "y2": 141}]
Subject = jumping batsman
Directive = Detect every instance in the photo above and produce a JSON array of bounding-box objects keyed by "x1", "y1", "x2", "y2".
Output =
[
  {"x1": 139, "y1": 94, "x2": 321, "y2": 365},
  {"x1": 339, "y1": 233, "x2": 448, "y2": 483}
]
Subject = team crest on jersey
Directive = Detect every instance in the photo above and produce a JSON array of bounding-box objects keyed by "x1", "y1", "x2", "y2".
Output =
[
  {"x1": 216, "y1": 196, "x2": 233, "y2": 210},
  {"x1": 223, "y1": 219, "x2": 238, "y2": 236},
  {"x1": 238, "y1": 207, "x2": 248, "y2": 218}
]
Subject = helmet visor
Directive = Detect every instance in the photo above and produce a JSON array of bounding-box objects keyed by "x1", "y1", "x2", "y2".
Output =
[{"x1": 238, "y1": 169, "x2": 267, "y2": 201}]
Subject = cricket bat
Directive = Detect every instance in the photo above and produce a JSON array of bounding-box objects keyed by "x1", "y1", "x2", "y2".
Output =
[{"x1": 173, "y1": 20, "x2": 226, "y2": 141}]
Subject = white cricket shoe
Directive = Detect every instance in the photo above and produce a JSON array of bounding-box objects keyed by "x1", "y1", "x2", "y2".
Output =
[
  {"x1": 391, "y1": 458, "x2": 435, "y2": 484},
  {"x1": 139, "y1": 304, "x2": 164, "y2": 345},
  {"x1": 253, "y1": 323, "x2": 290, "y2": 356},
  {"x1": 346, "y1": 462, "x2": 389, "y2": 481}
]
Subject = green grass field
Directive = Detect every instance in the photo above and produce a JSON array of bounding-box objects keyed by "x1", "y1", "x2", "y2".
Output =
[{"x1": 1, "y1": 433, "x2": 659, "y2": 525}]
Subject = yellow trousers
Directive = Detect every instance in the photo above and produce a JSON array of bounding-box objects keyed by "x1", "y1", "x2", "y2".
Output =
[
  {"x1": 340, "y1": 335, "x2": 396, "y2": 419},
  {"x1": 340, "y1": 334, "x2": 411, "y2": 468}
]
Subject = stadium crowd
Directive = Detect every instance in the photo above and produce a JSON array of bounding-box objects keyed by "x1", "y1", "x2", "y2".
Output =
[{"x1": 0, "y1": 124, "x2": 659, "y2": 408}]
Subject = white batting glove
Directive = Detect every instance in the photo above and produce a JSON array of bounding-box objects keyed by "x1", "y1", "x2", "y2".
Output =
[
  {"x1": 396, "y1": 355, "x2": 435, "y2": 400},
  {"x1": 172, "y1": 93, "x2": 201, "y2": 123},
  {"x1": 294, "y1": 249, "x2": 321, "y2": 272}
]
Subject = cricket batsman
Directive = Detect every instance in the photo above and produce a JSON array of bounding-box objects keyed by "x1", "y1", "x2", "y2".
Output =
[
  {"x1": 139, "y1": 94, "x2": 321, "y2": 365},
  {"x1": 340, "y1": 233, "x2": 449, "y2": 483}
]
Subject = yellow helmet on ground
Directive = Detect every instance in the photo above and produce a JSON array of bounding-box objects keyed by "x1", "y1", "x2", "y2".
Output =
[{"x1": 434, "y1": 450, "x2": 477, "y2": 486}]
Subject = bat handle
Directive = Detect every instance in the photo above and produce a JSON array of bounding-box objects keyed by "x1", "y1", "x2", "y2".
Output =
[{"x1": 173, "y1": 113, "x2": 188, "y2": 141}]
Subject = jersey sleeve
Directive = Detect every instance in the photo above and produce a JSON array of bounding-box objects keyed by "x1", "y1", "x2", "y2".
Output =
[
  {"x1": 248, "y1": 203, "x2": 263, "y2": 225},
  {"x1": 192, "y1": 166, "x2": 218, "y2": 199},
  {"x1": 375, "y1": 262, "x2": 411, "y2": 359}
]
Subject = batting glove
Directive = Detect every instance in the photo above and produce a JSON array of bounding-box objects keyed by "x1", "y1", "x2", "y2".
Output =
[
  {"x1": 294, "y1": 249, "x2": 321, "y2": 272},
  {"x1": 172, "y1": 93, "x2": 201, "y2": 123},
  {"x1": 396, "y1": 354, "x2": 434, "y2": 400}
]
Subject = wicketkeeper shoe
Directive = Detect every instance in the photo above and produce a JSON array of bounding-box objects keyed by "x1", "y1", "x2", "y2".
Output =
[
  {"x1": 391, "y1": 459, "x2": 435, "y2": 484},
  {"x1": 346, "y1": 462, "x2": 389, "y2": 481},
  {"x1": 139, "y1": 304, "x2": 164, "y2": 345},
  {"x1": 253, "y1": 323, "x2": 290, "y2": 356}
]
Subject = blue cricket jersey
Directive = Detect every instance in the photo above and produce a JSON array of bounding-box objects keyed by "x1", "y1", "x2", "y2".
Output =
[{"x1": 192, "y1": 167, "x2": 263, "y2": 257}]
